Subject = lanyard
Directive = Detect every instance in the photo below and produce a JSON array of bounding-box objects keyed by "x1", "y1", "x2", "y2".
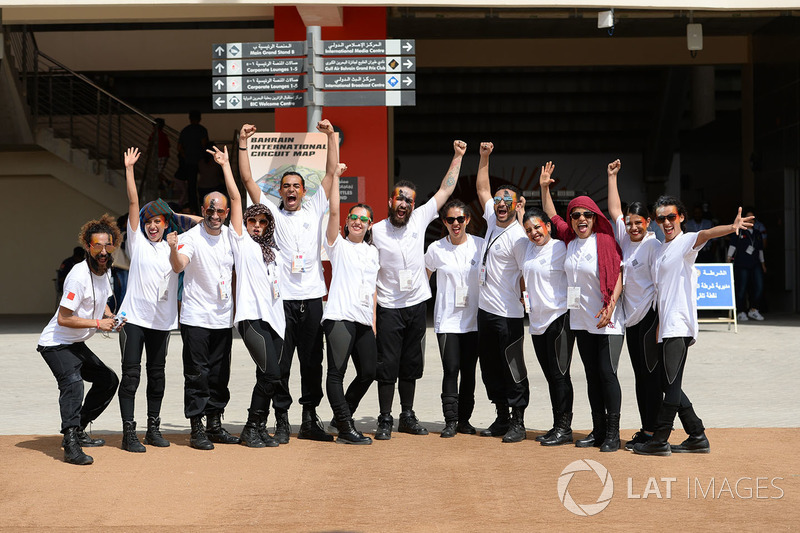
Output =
[{"x1": 482, "y1": 223, "x2": 514, "y2": 266}]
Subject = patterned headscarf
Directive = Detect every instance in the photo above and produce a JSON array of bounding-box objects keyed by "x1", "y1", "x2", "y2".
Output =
[
  {"x1": 243, "y1": 203, "x2": 278, "y2": 265},
  {"x1": 139, "y1": 198, "x2": 182, "y2": 238}
]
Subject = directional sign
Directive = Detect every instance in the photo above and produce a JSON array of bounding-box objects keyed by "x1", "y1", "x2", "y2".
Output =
[
  {"x1": 319, "y1": 56, "x2": 416, "y2": 74},
  {"x1": 320, "y1": 39, "x2": 415, "y2": 56},
  {"x1": 212, "y1": 75, "x2": 306, "y2": 93},
  {"x1": 213, "y1": 59, "x2": 305, "y2": 76},
  {"x1": 322, "y1": 73, "x2": 415, "y2": 91},
  {"x1": 212, "y1": 92, "x2": 306, "y2": 110},
  {"x1": 213, "y1": 41, "x2": 306, "y2": 59},
  {"x1": 321, "y1": 90, "x2": 415, "y2": 107}
]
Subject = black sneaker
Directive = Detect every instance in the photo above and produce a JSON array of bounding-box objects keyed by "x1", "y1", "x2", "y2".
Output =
[
  {"x1": 670, "y1": 433, "x2": 710, "y2": 453},
  {"x1": 624, "y1": 431, "x2": 652, "y2": 451},
  {"x1": 374, "y1": 414, "x2": 393, "y2": 440},
  {"x1": 398, "y1": 410, "x2": 429, "y2": 435}
]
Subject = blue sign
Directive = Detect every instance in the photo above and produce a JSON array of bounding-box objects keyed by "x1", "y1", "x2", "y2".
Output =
[{"x1": 695, "y1": 263, "x2": 735, "y2": 310}]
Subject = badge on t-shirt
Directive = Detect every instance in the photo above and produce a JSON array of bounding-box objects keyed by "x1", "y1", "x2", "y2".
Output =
[
  {"x1": 219, "y1": 279, "x2": 229, "y2": 300},
  {"x1": 746, "y1": 245, "x2": 755, "y2": 255},
  {"x1": 479, "y1": 266, "x2": 487, "y2": 286},
  {"x1": 567, "y1": 286, "x2": 581, "y2": 309},
  {"x1": 522, "y1": 290, "x2": 531, "y2": 313},
  {"x1": 455, "y1": 286, "x2": 468, "y2": 308},
  {"x1": 157, "y1": 275, "x2": 169, "y2": 302},
  {"x1": 399, "y1": 269, "x2": 413, "y2": 291},
  {"x1": 359, "y1": 281, "x2": 373, "y2": 306},
  {"x1": 292, "y1": 253, "x2": 306, "y2": 273},
  {"x1": 272, "y1": 278, "x2": 281, "y2": 299}
]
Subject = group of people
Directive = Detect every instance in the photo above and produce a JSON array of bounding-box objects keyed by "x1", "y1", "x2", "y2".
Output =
[{"x1": 38, "y1": 122, "x2": 754, "y2": 465}]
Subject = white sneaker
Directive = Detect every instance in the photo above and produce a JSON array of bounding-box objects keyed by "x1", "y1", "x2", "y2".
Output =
[
  {"x1": 747, "y1": 309, "x2": 765, "y2": 321},
  {"x1": 738, "y1": 312, "x2": 749, "y2": 322}
]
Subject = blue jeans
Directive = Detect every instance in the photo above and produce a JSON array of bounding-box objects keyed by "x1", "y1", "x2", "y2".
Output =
[{"x1": 735, "y1": 266, "x2": 763, "y2": 311}]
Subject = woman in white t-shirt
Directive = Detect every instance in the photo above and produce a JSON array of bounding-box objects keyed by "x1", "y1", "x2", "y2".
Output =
[
  {"x1": 323, "y1": 163, "x2": 379, "y2": 445},
  {"x1": 541, "y1": 161, "x2": 625, "y2": 452},
  {"x1": 521, "y1": 206, "x2": 575, "y2": 447},
  {"x1": 633, "y1": 196, "x2": 753, "y2": 457},
  {"x1": 606, "y1": 159, "x2": 662, "y2": 451},
  {"x1": 424, "y1": 199, "x2": 484, "y2": 438},
  {"x1": 213, "y1": 145, "x2": 285, "y2": 448}
]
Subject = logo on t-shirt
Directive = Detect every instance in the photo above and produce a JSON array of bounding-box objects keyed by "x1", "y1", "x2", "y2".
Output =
[
  {"x1": 178, "y1": 244, "x2": 184, "y2": 250},
  {"x1": 66, "y1": 292, "x2": 75, "y2": 301}
]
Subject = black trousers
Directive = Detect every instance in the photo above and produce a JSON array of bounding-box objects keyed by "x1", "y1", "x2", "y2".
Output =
[
  {"x1": 531, "y1": 313, "x2": 574, "y2": 415},
  {"x1": 574, "y1": 330, "x2": 623, "y2": 415},
  {"x1": 38, "y1": 342, "x2": 119, "y2": 432},
  {"x1": 324, "y1": 320, "x2": 377, "y2": 422},
  {"x1": 180, "y1": 324, "x2": 233, "y2": 418},
  {"x1": 118, "y1": 323, "x2": 170, "y2": 421},
  {"x1": 272, "y1": 298, "x2": 324, "y2": 413},
  {"x1": 625, "y1": 308, "x2": 662, "y2": 432},
  {"x1": 436, "y1": 331, "x2": 479, "y2": 419},
  {"x1": 661, "y1": 336, "x2": 694, "y2": 407},
  {"x1": 375, "y1": 302, "x2": 427, "y2": 383},
  {"x1": 477, "y1": 309, "x2": 529, "y2": 409},
  {"x1": 238, "y1": 319, "x2": 283, "y2": 413}
]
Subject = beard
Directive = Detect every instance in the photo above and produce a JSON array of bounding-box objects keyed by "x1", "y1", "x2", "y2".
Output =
[
  {"x1": 87, "y1": 253, "x2": 113, "y2": 275},
  {"x1": 388, "y1": 205, "x2": 411, "y2": 228}
]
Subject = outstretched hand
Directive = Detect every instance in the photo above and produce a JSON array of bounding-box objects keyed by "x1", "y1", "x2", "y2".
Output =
[
  {"x1": 207, "y1": 145, "x2": 229, "y2": 166},
  {"x1": 607, "y1": 159, "x2": 621, "y2": 177},
  {"x1": 317, "y1": 119, "x2": 335, "y2": 135},
  {"x1": 124, "y1": 147, "x2": 141, "y2": 169},
  {"x1": 732, "y1": 207, "x2": 755, "y2": 236},
  {"x1": 453, "y1": 140, "x2": 467, "y2": 157},
  {"x1": 479, "y1": 142, "x2": 494, "y2": 157},
  {"x1": 540, "y1": 161, "x2": 555, "y2": 189}
]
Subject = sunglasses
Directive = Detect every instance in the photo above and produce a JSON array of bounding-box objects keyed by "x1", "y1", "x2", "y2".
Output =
[
  {"x1": 444, "y1": 216, "x2": 466, "y2": 224},
  {"x1": 656, "y1": 213, "x2": 679, "y2": 223},
  {"x1": 348, "y1": 214, "x2": 371, "y2": 223},
  {"x1": 89, "y1": 242, "x2": 116, "y2": 254},
  {"x1": 570, "y1": 211, "x2": 595, "y2": 220},
  {"x1": 493, "y1": 196, "x2": 514, "y2": 206},
  {"x1": 246, "y1": 217, "x2": 269, "y2": 227},
  {"x1": 205, "y1": 208, "x2": 227, "y2": 217}
]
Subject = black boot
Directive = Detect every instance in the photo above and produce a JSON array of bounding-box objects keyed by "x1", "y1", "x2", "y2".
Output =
[
  {"x1": 502, "y1": 407, "x2": 527, "y2": 443},
  {"x1": 441, "y1": 394, "x2": 459, "y2": 439},
  {"x1": 374, "y1": 414, "x2": 393, "y2": 440},
  {"x1": 575, "y1": 412, "x2": 606, "y2": 448},
  {"x1": 480, "y1": 405, "x2": 510, "y2": 437},
  {"x1": 536, "y1": 410, "x2": 559, "y2": 443},
  {"x1": 672, "y1": 404, "x2": 710, "y2": 453},
  {"x1": 121, "y1": 420, "x2": 146, "y2": 453},
  {"x1": 189, "y1": 415, "x2": 214, "y2": 450},
  {"x1": 329, "y1": 403, "x2": 356, "y2": 432},
  {"x1": 62, "y1": 427, "x2": 93, "y2": 465},
  {"x1": 457, "y1": 397, "x2": 476, "y2": 434},
  {"x1": 240, "y1": 410, "x2": 267, "y2": 448},
  {"x1": 298, "y1": 407, "x2": 334, "y2": 442},
  {"x1": 398, "y1": 409, "x2": 429, "y2": 435},
  {"x1": 600, "y1": 413, "x2": 620, "y2": 452},
  {"x1": 76, "y1": 426, "x2": 105, "y2": 447},
  {"x1": 255, "y1": 410, "x2": 279, "y2": 447},
  {"x1": 206, "y1": 411, "x2": 241, "y2": 444},
  {"x1": 336, "y1": 418, "x2": 372, "y2": 445},
  {"x1": 624, "y1": 429, "x2": 652, "y2": 451},
  {"x1": 144, "y1": 416, "x2": 170, "y2": 447},
  {"x1": 634, "y1": 402, "x2": 680, "y2": 457},
  {"x1": 541, "y1": 412, "x2": 573, "y2": 447},
  {"x1": 273, "y1": 411, "x2": 291, "y2": 444}
]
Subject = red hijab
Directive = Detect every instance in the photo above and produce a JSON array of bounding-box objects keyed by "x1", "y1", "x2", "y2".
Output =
[{"x1": 552, "y1": 196, "x2": 622, "y2": 308}]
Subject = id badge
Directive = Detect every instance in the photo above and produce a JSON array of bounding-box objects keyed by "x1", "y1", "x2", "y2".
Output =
[
  {"x1": 746, "y1": 245, "x2": 755, "y2": 255},
  {"x1": 292, "y1": 252, "x2": 306, "y2": 273},
  {"x1": 157, "y1": 275, "x2": 169, "y2": 302},
  {"x1": 479, "y1": 266, "x2": 487, "y2": 286},
  {"x1": 522, "y1": 290, "x2": 531, "y2": 313},
  {"x1": 399, "y1": 269, "x2": 413, "y2": 292},
  {"x1": 567, "y1": 286, "x2": 581, "y2": 309},
  {"x1": 219, "y1": 279, "x2": 229, "y2": 300},
  {"x1": 272, "y1": 278, "x2": 281, "y2": 299},
  {"x1": 360, "y1": 282, "x2": 373, "y2": 306},
  {"x1": 455, "y1": 286, "x2": 468, "y2": 308}
]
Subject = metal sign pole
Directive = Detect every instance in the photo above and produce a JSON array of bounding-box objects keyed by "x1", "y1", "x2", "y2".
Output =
[{"x1": 306, "y1": 25, "x2": 322, "y2": 132}]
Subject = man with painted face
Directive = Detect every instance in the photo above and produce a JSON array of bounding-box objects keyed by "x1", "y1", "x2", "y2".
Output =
[
  {"x1": 37, "y1": 214, "x2": 122, "y2": 465},
  {"x1": 475, "y1": 142, "x2": 530, "y2": 443},
  {"x1": 371, "y1": 140, "x2": 467, "y2": 440},
  {"x1": 169, "y1": 190, "x2": 239, "y2": 450},
  {"x1": 239, "y1": 120, "x2": 338, "y2": 443}
]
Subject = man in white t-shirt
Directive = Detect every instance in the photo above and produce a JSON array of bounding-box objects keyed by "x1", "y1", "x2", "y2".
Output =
[
  {"x1": 475, "y1": 142, "x2": 530, "y2": 443},
  {"x1": 169, "y1": 191, "x2": 239, "y2": 450},
  {"x1": 371, "y1": 140, "x2": 467, "y2": 440},
  {"x1": 238, "y1": 121, "x2": 337, "y2": 443}
]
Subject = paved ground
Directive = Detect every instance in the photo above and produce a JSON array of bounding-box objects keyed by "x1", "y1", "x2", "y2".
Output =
[{"x1": 2, "y1": 311, "x2": 798, "y2": 437}]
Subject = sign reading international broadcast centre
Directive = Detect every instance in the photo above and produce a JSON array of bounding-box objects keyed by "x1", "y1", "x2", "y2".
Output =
[{"x1": 211, "y1": 39, "x2": 416, "y2": 110}]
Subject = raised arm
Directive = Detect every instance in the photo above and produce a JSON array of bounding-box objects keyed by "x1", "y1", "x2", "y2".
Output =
[
  {"x1": 124, "y1": 147, "x2": 142, "y2": 232},
  {"x1": 238, "y1": 124, "x2": 262, "y2": 205},
  {"x1": 476, "y1": 142, "x2": 494, "y2": 207},
  {"x1": 695, "y1": 207, "x2": 754, "y2": 250},
  {"x1": 432, "y1": 140, "x2": 467, "y2": 209},
  {"x1": 326, "y1": 163, "x2": 347, "y2": 246},
  {"x1": 539, "y1": 161, "x2": 557, "y2": 220},
  {"x1": 210, "y1": 145, "x2": 241, "y2": 235},
  {"x1": 317, "y1": 119, "x2": 339, "y2": 199},
  {"x1": 607, "y1": 159, "x2": 623, "y2": 222},
  {"x1": 167, "y1": 232, "x2": 189, "y2": 273}
]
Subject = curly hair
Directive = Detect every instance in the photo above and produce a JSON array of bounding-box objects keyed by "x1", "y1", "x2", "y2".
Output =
[{"x1": 78, "y1": 213, "x2": 122, "y2": 249}]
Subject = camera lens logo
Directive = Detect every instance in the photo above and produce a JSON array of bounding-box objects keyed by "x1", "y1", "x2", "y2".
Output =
[{"x1": 557, "y1": 459, "x2": 614, "y2": 516}]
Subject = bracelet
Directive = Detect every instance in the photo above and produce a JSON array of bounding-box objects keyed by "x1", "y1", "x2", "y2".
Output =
[
  {"x1": 96, "y1": 319, "x2": 100, "y2": 329},
  {"x1": 238, "y1": 145, "x2": 247, "y2": 151}
]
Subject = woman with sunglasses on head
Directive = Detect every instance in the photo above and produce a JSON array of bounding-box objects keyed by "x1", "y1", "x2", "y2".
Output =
[
  {"x1": 520, "y1": 205, "x2": 576, "y2": 446},
  {"x1": 606, "y1": 159, "x2": 663, "y2": 451},
  {"x1": 633, "y1": 198, "x2": 753, "y2": 456},
  {"x1": 212, "y1": 144, "x2": 285, "y2": 448},
  {"x1": 117, "y1": 147, "x2": 199, "y2": 453},
  {"x1": 424, "y1": 200, "x2": 484, "y2": 437},
  {"x1": 322, "y1": 162, "x2": 379, "y2": 445},
  {"x1": 540, "y1": 162, "x2": 625, "y2": 452}
]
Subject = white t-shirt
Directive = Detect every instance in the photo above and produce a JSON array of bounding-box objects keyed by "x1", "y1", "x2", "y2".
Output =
[
  {"x1": 260, "y1": 190, "x2": 328, "y2": 300},
  {"x1": 178, "y1": 223, "x2": 234, "y2": 329},
  {"x1": 323, "y1": 234, "x2": 380, "y2": 326},
  {"x1": 522, "y1": 238, "x2": 568, "y2": 335},
  {"x1": 614, "y1": 215, "x2": 660, "y2": 327},
  {"x1": 424, "y1": 234, "x2": 484, "y2": 334},
  {"x1": 372, "y1": 197, "x2": 438, "y2": 309},
  {"x1": 478, "y1": 199, "x2": 528, "y2": 319},
  {"x1": 564, "y1": 233, "x2": 624, "y2": 335},
  {"x1": 653, "y1": 231, "x2": 703, "y2": 342},
  {"x1": 38, "y1": 261, "x2": 112, "y2": 346},
  {"x1": 229, "y1": 223, "x2": 285, "y2": 337},
  {"x1": 119, "y1": 219, "x2": 180, "y2": 331}
]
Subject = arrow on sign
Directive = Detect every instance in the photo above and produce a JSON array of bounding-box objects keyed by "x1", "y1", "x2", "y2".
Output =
[
  {"x1": 404, "y1": 59, "x2": 414, "y2": 69},
  {"x1": 214, "y1": 79, "x2": 224, "y2": 90},
  {"x1": 214, "y1": 63, "x2": 225, "y2": 73},
  {"x1": 403, "y1": 42, "x2": 413, "y2": 52},
  {"x1": 214, "y1": 96, "x2": 225, "y2": 106},
  {"x1": 403, "y1": 76, "x2": 413, "y2": 87},
  {"x1": 215, "y1": 46, "x2": 225, "y2": 55}
]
